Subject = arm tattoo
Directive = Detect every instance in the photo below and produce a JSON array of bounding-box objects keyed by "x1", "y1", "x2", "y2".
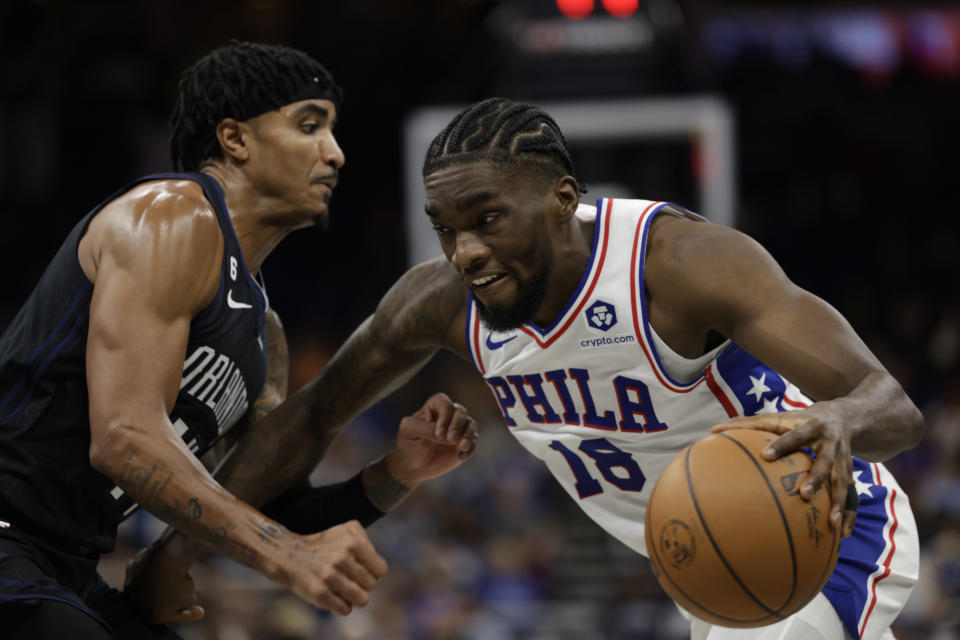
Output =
[
  {"x1": 258, "y1": 521, "x2": 285, "y2": 557},
  {"x1": 308, "y1": 261, "x2": 467, "y2": 427},
  {"x1": 118, "y1": 452, "x2": 260, "y2": 562},
  {"x1": 374, "y1": 260, "x2": 467, "y2": 357},
  {"x1": 188, "y1": 497, "x2": 202, "y2": 520},
  {"x1": 120, "y1": 453, "x2": 173, "y2": 504}
]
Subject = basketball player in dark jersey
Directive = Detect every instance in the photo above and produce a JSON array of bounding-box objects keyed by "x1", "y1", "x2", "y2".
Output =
[{"x1": 0, "y1": 42, "x2": 478, "y2": 638}]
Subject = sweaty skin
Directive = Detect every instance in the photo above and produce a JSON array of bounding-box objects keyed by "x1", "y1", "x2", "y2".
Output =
[{"x1": 76, "y1": 176, "x2": 389, "y2": 618}]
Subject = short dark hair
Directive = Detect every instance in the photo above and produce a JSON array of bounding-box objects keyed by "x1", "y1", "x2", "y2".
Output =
[
  {"x1": 422, "y1": 98, "x2": 578, "y2": 185},
  {"x1": 169, "y1": 41, "x2": 342, "y2": 171}
]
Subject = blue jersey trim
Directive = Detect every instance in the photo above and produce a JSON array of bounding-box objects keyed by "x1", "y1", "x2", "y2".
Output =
[
  {"x1": 465, "y1": 292, "x2": 480, "y2": 371},
  {"x1": 192, "y1": 173, "x2": 267, "y2": 336},
  {"x1": 634, "y1": 202, "x2": 706, "y2": 389},
  {"x1": 192, "y1": 275, "x2": 226, "y2": 331}
]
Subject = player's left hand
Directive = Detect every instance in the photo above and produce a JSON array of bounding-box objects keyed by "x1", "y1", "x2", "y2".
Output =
[
  {"x1": 712, "y1": 406, "x2": 858, "y2": 538},
  {"x1": 385, "y1": 392, "x2": 479, "y2": 487},
  {"x1": 123, "y1": 542, "x2": 205, "y2": 624}
]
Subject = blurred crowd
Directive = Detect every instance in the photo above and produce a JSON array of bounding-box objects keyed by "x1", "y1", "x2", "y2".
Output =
[{"x1": 3, "y1": 1, "x2": 960, "y2": 638}]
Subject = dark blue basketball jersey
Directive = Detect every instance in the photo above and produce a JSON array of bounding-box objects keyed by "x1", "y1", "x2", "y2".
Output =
[{"x1": 0, "y1": 173, "x2": 267, "y2": 554}]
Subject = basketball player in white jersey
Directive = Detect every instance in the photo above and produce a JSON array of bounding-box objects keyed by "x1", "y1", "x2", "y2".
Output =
[{"x1": 142, "y1": 97, "x2": 923, "y2": 638}]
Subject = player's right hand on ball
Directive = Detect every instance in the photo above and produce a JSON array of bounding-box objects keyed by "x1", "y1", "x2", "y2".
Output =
[
  {"x1": 280, "y1": 520, "x2": 388, "y2": 615},
  {"x1": 712, "y1": 406, "x2": 858, "y2": 537}
]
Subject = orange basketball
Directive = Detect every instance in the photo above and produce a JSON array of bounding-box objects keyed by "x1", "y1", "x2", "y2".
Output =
[{"x1": 644, "y1": 428, "x2": 841, "y2": 628}]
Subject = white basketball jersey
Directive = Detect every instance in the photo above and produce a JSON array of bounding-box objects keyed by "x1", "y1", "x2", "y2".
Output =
[{"x1": 464, "y1": 198, "x2": 917, "y2": 639}]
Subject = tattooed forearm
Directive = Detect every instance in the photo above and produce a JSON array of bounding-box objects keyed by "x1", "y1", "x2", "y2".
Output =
[
  {"x1": 154, "y1": 497, "x2": 223, "y2": 543},
  {"x1": 119, "y1": 454, "x2": 174, "y2": 504},
  {"x1": 258, "y1": 521, "x2": 286, "y2": 557},
  {"x1": 148, "y1": 495, "x2": 268, "y2": 568},
  {"x1": 362, "y1": 457, "x2": 415, "y2": 512},
  {"x1": 118, "y1": 450, "x2": 269, "y2": 566}
]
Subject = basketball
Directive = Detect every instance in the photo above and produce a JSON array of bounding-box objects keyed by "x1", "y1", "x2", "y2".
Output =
[{"x1": 644, "y1": 428, "x2": 841, "y2": 628}]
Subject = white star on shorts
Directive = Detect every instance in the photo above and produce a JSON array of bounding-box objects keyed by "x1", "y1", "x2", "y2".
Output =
[
  {"x1": 853, "y1": 469, "x2": 874, "y2": 498},
  {"x1": 756, "y1": 396, "x2": 781, "y2": 414},
  {"x1": 747, "y1": 373, "x2": 771, "y2": 401}
]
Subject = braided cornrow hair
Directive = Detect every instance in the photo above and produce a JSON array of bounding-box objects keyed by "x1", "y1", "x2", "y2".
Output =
[
  {"x1": 170, "y1": 40, "x2": 342, "y2": 171},
  {"x1": 423, "y1": 98, "x2": 584, "y2": 191}
]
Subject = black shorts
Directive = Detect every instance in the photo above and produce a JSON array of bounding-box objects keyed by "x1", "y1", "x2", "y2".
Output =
[{"x1": 0, "y1": 525, "x2": 182, "y2": 639}]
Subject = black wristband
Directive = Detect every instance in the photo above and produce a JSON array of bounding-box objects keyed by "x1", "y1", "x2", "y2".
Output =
[
  {"x1": 844, "y1": 483, "x2": 859, "y2": 511},
  {"x1": 260, "y1": 471, "x2": 386, "y2": 534}
]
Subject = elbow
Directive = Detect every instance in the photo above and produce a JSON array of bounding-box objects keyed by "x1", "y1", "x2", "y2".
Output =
[
  {"x1": 885, "y1": 391, "x2": 925, "y2": 458},
  {"x1": 904, "y1": 402, "x2": 925, "y2": 452},
  {"x1": 89, "y1": 419, "x2": 136, "y2": 480},
  {"x1": 878, "y1": 374, "x2": 926, "y2": 457}
]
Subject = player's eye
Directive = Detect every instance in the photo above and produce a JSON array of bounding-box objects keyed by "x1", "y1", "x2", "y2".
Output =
[
  {"x1": 479, "y1": 212, "x2": 500, "y2": 226},
  {"x1": 300, "y1": 122, "x2": 319, "y2": 133},
  {"x1": 432, "y1": 223, "x2": 451, "y2": 234}
]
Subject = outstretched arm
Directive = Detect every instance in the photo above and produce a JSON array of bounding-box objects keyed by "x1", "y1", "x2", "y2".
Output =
[{"x1": 212, "y1": 256, "x2": 471, "y2": 518}]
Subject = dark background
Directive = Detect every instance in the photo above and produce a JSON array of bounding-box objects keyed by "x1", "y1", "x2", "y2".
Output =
[{"x1": 2, "y1": 1, "x2": 959, "y2": 638}]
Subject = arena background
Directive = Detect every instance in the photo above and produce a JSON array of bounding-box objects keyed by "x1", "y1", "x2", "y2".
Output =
[{"x1": 2, "y1": 1, "x2": 959, "y2": 638}]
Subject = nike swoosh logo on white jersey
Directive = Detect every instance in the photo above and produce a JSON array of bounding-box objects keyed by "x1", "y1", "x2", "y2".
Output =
[
  {"x1": 226, "y1": 289, "x2": 253, "y2": 309},
  {"x1": 486, "y1": 333, "x2": 517, "y2": 350}
]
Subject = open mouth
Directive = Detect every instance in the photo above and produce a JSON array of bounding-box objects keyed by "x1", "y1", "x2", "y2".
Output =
[{"x1": 471, "y1": 273, "x2": 508, "y2": 289}]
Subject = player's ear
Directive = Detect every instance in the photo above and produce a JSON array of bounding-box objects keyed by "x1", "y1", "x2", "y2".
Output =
[
  {"x1": 551, "y1": 175, "x2": 580, "y2": 222},
  {"x1": 216, "y1": 118, "x2": 250, "y2": 163}
]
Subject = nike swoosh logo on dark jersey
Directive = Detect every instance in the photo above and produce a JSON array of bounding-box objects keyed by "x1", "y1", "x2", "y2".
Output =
[
  {"x1": 226, "y1": 289, "x2": 253, "y2": 309},
  {"x1": 486, "y1": 333, "x2": 517, "y2": 350}
]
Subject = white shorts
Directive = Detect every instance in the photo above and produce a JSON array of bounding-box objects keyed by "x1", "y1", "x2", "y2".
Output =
[{"x1": 687, "y1": 593, "x2": 894, "y2": 640}]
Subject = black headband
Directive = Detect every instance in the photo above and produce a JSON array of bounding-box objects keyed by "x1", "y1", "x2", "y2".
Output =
[{"x1": 236, "y1": 75, "x2": 340, "y2": 121}]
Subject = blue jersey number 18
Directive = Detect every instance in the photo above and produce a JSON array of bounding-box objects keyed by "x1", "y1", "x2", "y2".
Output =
[{"x1": 548, "y1": 437, "x2": 646, "y2": 499}]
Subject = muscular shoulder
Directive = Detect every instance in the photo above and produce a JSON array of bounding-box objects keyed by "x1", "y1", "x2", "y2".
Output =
[
  {"x1": 644, "y1": 207, "x2": 792, "y2": 350},
  {"x1": 81, "y1": 179, "x2": 224, "y2": 315},
  {"x1": 371, "y1": 256, "x2": 468, "y2": 352},
  {"x1": 88, "y1": 180, "x2": 220, "y2": 259},
  {"x1": 647, "y1": 210, "x2": 787, "y2": 294}
]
